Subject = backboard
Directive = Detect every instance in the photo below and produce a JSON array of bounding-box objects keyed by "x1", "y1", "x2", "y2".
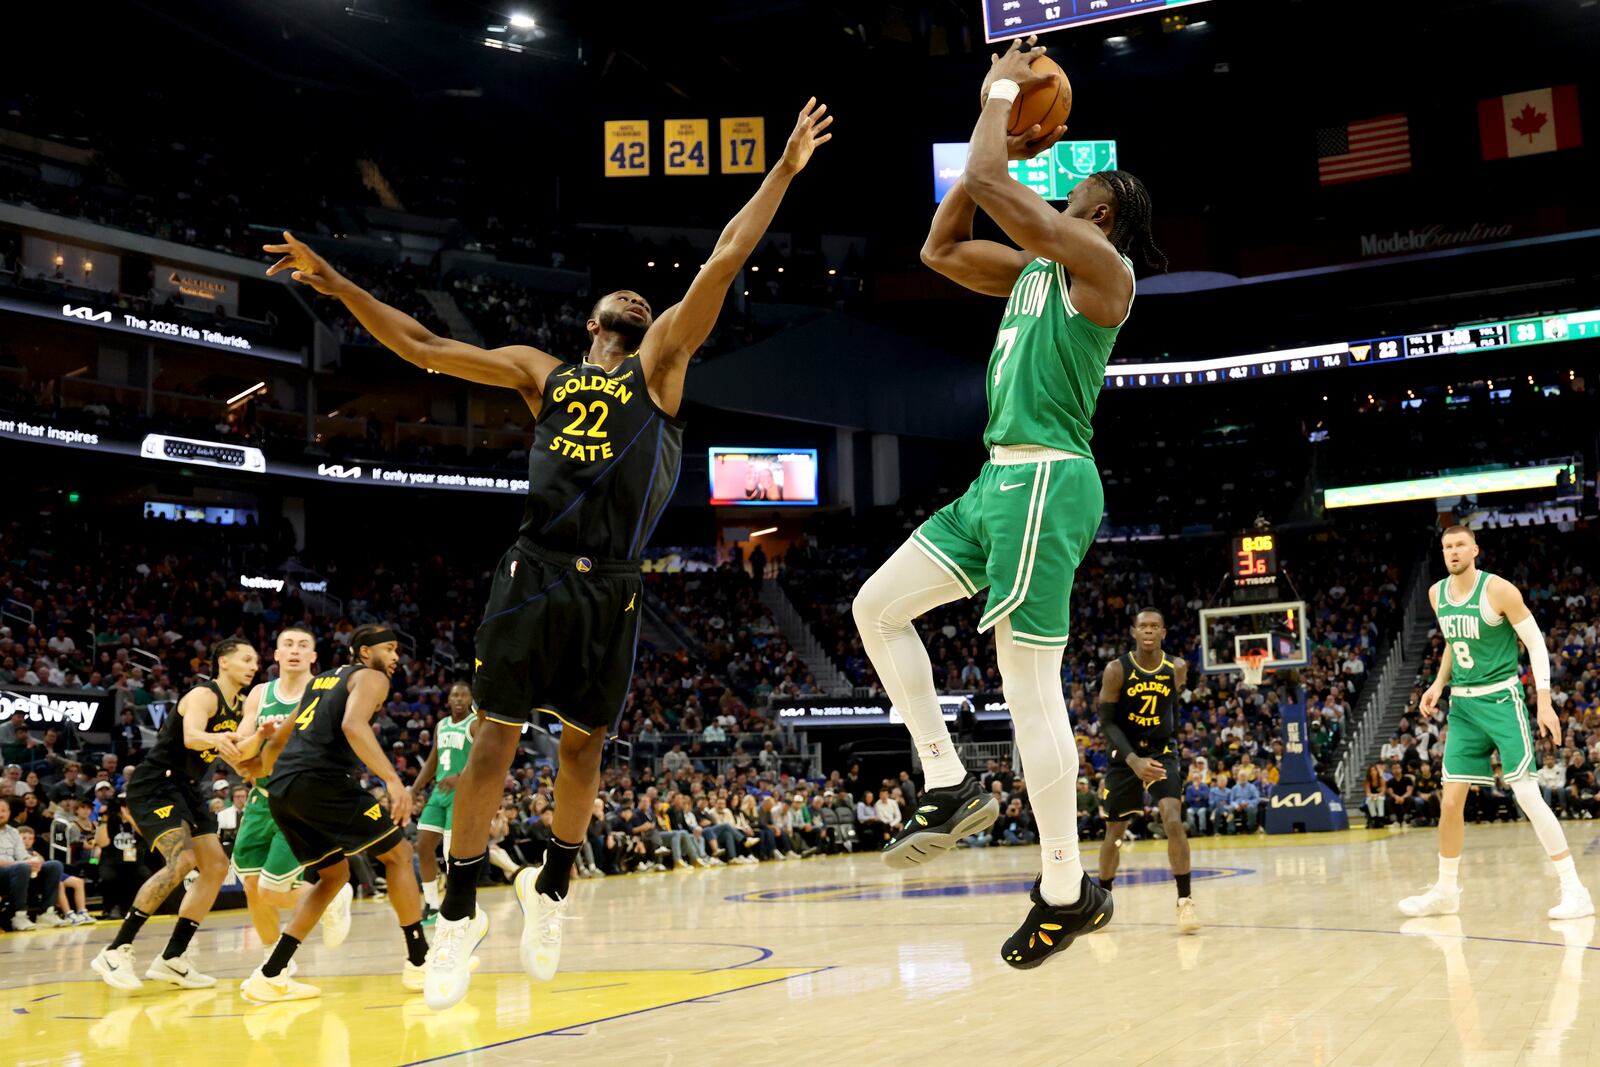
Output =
[{"x1": 1198, "y1": 600, "x2": 1309, "y2": 674}]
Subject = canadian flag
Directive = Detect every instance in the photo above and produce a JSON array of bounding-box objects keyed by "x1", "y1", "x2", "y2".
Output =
[{"x1": 1479, "y1": 85, "x2": 1582, "y2": 160}]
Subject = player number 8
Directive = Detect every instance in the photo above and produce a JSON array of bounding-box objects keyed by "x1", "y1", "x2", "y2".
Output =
[{"x1": 1450, "y1": 641, "x2": 1475, "y2": 670}]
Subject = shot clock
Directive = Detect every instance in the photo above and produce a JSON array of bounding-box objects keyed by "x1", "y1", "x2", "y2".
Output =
[{"x1": 1231, "y1": 533, "x2": 1280, "y2": 590}]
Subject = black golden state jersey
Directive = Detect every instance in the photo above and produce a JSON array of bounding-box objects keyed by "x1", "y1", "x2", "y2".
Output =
[
  {"x1": 1114, "y1": 652, "x2": 1178, "y2": 755},
  {"x1": 520, "y1": 354, "x2": 685, "y2": 560},
  {"x1": 272, "y1": 665, "x2": 373, "y2": 781},
  {"x1": 145, "y1": 680, "x2": 243, "y2": 783}
]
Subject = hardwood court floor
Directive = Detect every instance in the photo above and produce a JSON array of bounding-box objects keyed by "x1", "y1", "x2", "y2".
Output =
[{"x1": 6, "y1": 822, "x2": 1600, "y2": 1066}]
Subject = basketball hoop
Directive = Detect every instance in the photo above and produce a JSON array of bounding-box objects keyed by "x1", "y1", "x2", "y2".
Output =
[{"x1": 1238, "y1": 650, "x2": 1270, "y2": 690}]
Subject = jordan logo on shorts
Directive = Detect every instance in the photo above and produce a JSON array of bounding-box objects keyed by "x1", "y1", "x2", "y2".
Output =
[
  {"x1": 625, "y1": 593, "x2": 636, "y2": 612},
  {"x1": 155, "y1": 805, "x2": 173, "y2": 819},
  {"x1": 510, "y1": 559, "x2": 519, "y2": 577},
  {"x1": 364, "y1": 803, "x2": 382, "y2": 820}
]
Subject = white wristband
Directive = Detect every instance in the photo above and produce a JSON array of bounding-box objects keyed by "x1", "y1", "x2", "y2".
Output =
[{"x1": 986, "y1": 79, "x2": 1021, "y2": 106}]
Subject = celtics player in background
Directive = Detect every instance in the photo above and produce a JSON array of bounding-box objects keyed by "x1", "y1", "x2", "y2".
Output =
[
  {"x1": 855, "y1": 37, "x2": 1163, "y2": 969},
  {"x1": 413, "y1": 682, "x2": 478, "y2": 924},
  {"x1": 234, "y1": 624, "x2": 353, "y2": 960},
  {"x1": 1399, "y1": 525, "x2": 1593, "y2": 920},
  {"x1": 265, "y1": 98, "x2": 833, "y2": 1010},
  {"x1": 1095, "y1": 610, "x2": 1199, "y2": 934}
]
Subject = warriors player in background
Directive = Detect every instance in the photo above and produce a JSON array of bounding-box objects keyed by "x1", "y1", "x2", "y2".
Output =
[
  {"x1": 92, "y1": 639, "x2": 266, "y2": 990},
  {"x1": 1096, "y1": 610, "x2": 1199, "y2": 933}
]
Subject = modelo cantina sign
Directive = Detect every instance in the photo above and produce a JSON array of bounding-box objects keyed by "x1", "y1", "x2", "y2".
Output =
[
  {"x1": 1359, "y1": 221, "x2": 1515, "y2": 257},
  {"x1": 1, "y1": 687, "x2": 110, "y2": 731}
]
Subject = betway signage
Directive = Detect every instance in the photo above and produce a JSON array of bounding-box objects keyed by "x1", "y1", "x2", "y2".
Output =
[
  {"x1": 2, "y1": 687, "x2": 111, "y2": 732},
  {"x1": 0, "y1": 293, "x2": 302, "y2": 365},
  {"x1": 1359, "y1": 222, "x2": 1516, "y2": 257}
]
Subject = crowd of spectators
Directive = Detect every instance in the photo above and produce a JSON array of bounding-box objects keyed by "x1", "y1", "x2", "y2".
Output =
[{"x1": 1360, "y1": 523, "x2": 1600, "y2": 828}]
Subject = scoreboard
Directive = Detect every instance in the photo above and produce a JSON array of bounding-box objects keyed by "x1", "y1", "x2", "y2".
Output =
[
  {"x1": 1231, "y1": 533, "x2": 1279, "y2": 590},
  {"x1": 1103, "y1": 307, "x2": 1600, "y2": 390},
  {"x1": 933, "y1": 139, "x2": 1118, "y2": 203},
  {"x1": 984, "y1": 0, "x2": 1213, "y2": 42}
]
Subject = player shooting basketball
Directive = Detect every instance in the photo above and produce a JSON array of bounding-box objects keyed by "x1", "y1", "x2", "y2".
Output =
[{"x1": 854, "y1": 36, "x2": 1165, "y2": 969}]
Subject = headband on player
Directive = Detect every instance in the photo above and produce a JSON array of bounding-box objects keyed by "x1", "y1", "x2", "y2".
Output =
[{"x1": 352, "y1": 628, "x2": 398, "y2": 656}]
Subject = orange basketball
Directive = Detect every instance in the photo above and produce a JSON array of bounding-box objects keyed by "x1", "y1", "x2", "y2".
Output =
[{"x1": 1007, "y1": 54, "x2": 1072, "y2": 141}]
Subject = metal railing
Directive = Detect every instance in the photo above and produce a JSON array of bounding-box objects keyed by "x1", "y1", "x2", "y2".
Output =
[
  {"x1": 1333, "y1": 565, "x2": 1431, "y2": 795},
  {"x1": 2, "y1": 598, "x2": 34, "y2": 631}
]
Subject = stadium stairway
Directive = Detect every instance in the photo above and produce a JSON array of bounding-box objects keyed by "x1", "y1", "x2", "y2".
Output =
[
  {"x1": 758, "y1": 582, "x2": 855, "y2": 697},
  {"x1": 419, "y1": 289, "x2": 486, "y2": 347},
  {"x1": 1340, "y1": 611, "x2": 1436, "y2": 808},
  {"x1": 639, "y1": 598, "x2": 686, "y2": 653}
]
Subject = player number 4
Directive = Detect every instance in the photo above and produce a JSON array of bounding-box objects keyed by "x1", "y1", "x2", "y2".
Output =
[
  {"x1": 1450, "y1": 641, "x2": 1475, "y2": 670},
  {"x1": 992, "y1": 326, "x2": 1020, "y2": 388},
  {"x1": 295, "y1": 697, "x2": 319, "y2": 731}
]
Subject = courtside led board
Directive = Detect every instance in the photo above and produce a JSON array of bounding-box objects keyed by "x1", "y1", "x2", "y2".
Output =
[
  {"x1": 1323, "y1": 463, "x2": 1578, "y2": 509},
  {"x1": 984, "y1": 0, "x2": 1213, "y2": 42},
  {"x1": 933, "y1": 140, "x2": 1117, "y2": 203},
  {"x1": 709, "y1": 448, "x2": 818, "y2": 506}
]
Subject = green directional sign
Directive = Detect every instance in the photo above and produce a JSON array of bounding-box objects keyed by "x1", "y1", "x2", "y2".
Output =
[{"x1": 1006, "y1": 140, "x2": 1118, "y2": 202}]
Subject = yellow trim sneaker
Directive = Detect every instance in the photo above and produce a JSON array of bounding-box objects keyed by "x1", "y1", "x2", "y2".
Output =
[
  {"x1": 881, "y1": 776, "x2": 999, "y2": 870},
  {"x1": 515, "y1": 865, "x2": 568, "y2": 981},
  {"x1": 423, "y1": 908, "x2": 489, "y2": 1011},
  {"x1": 1001, "y1": 874, "x2": 1113, "y2": 970},
  {"x1": 240, "y1": 966, "x2": 321, "y2": 1003},
  {"x1": 1176, "y1": 896, "x2": 1201, "y2": 934}
]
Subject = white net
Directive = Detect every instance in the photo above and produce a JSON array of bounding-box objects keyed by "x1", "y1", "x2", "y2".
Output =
[{"x1": 1238, "y1": 652, "x2": 1269, "y2": 689}]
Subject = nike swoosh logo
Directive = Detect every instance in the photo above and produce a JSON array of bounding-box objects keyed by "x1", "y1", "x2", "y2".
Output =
[{"x1": 999, "y1": 481, "x2": 1028, "y2": 492}]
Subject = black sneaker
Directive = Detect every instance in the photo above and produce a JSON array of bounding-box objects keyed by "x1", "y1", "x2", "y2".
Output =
[
  {"x1": 1001, "y1": 873, "x2": 1113, "y2": 970},
  {"x1": 881, "y1": 776, "x2": 999, "y2": 870}
]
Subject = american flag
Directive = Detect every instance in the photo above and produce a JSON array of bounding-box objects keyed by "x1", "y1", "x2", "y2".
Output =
[{"x1": 1316, "y1": 115, "x2": 1411, "y2": 185}]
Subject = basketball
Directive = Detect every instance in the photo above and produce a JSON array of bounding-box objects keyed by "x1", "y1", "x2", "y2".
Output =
[{"x1": 1007, "y1": 54, "x2": 1072, "y2": 139}]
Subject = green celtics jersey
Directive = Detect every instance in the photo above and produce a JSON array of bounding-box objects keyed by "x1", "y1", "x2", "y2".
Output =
[
  {"x1": 1436, "y1": 570, "x2": 1521, "y2": 688},
  {"x1": 252, "y1": 678, "x2": 306, "y2": 793},
  {"x1": 983, "y1": 254, "x2": 1134, "y2": 457},
  {"x1": 435, "y1": 714, "x2": 475, "y2": 780}
]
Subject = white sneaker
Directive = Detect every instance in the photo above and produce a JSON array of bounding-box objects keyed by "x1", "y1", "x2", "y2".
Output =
[
  {"x1": 423, "y1": 908, "x2": 488, "y2": 1011},
  {"x1": 402, "y1": 960, "x2": 426, "y2": 992},
  {"x1": 11, "y1": 911, "x2": 35, "y2": 931},
  {"x1": 1176, "y1": 897, "x2": 1201, "y2": 934},
  {"x1": 146, "y1": 949, "x2": 216, "y2": 988},
  {"x1": 92, "y1": 944, "x2": 143, "y2": 990},
  {"x1": 514, "y1": 866, "x2": 567, "y2": 982},
  {"x1": 786, "y1": 851, "x2": 801, "y2": 860},
  {"x1": 708, "y1": 856, "x2": 726, "y2": 867},
  {"x1": 1399, "y1": 884, "x2": 1461, "y2": 917},
  {"x1": 37, "y1": 907, "x2": 68, "y2": 928},
  {"x1": 1549, "y1": 885, "x2": 1595, "y2": 920},
  {"x1": 321, "y1": 883, "x2": 353, "y2": 948},
  {"x1": 71, "y1": 911, "x2": 94, "y2": 925},
  {"x1": 240, "y1": 966, "x2": 321, "y2": 1003}
]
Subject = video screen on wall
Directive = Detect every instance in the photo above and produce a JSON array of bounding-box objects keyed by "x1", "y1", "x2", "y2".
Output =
[{"x1": 708, "y1": 448, "x2": 819, "y2": 506}]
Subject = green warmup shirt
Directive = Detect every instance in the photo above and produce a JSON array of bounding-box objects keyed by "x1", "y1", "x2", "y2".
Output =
[
  {"x1": 982, "y1": 254, "x2": 1135, "y2": 457},
  {"x1": 1436, "y1": 571, "x2": 1522, "y2": 686}
]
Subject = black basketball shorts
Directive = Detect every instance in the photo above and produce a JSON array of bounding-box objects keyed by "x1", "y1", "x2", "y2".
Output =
[
  {"x1": 472, "y1": 537, "x2": 644, "y2": 737},
  {"x1": 1099, "y1": 749, "x2": 1183, "y2": 820},
  {"x1": 267, "y1": 771, "x2": 404, "y2": 870},
  {"x1": 125, "y1": 766, "x2": 217, "y2": 846}
]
